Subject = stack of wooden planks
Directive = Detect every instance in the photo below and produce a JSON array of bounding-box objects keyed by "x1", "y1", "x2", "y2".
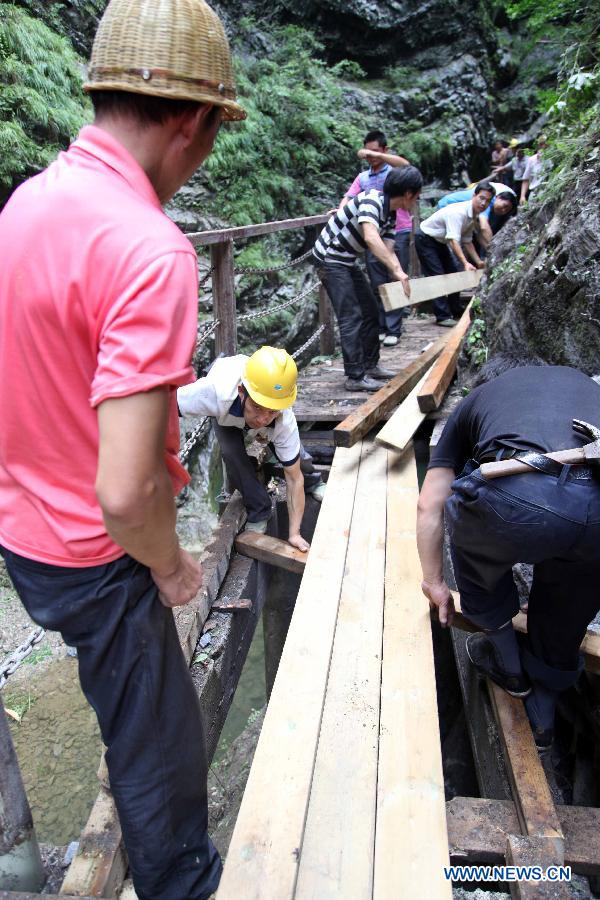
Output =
[{"x1": 218, "y1": 441, "x2": 451, "y2": 899}]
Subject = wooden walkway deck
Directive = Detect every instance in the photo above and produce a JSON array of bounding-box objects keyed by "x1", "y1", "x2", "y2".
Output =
[
  {"x1": 294, "y1": 315, "x2": 442, "y2": 422},
  {"x1": 217, "y1": 441, "x2": 451, "y2": 899}
]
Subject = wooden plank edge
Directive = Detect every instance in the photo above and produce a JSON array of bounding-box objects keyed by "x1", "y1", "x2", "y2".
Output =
[
  {"x1": 333, "y1": 331, "x2": 451, "y2": 448},
  {"x1": 417, "y1": 302, "x2": 473, "y2": 413},
  {"x1": 61, "y1": 494, "x2": 245, "y2": 898},
  {"x1": 379, "y1": 270, "x2": 482, "y2": 311},
  {"x1": 375, "y1": 364, "x2": 434, "y2": 452},
  {"x1": 234, "y1": 531, "x2": 307, "y2": 574}
]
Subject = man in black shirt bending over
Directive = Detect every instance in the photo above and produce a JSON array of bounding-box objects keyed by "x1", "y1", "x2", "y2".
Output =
[{"x1": 417, "y1": 362, "x2": 600, "y2": 747}]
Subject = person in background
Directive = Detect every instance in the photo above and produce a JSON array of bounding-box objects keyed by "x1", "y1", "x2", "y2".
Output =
[
  {"x1": 417, "y1": 361, "x2": 600, "y2": 749},
  {"x1": 491, "y1": 139, "x2": 508, "y2": 169},
  {"x1": 0, "y1": 0, "x2": 246, "y2": 896},
  {"x1": 178, "y1": 347, "x2": 325, "y2": 547},
  {"x1": 493, "y1": 146, "x2": 527, "y2": 201},
  {"x1": 520, "y1": 135, "x2": 550, "y2": 204},
  {"x1": 313, "y1": 166, "x2": 423, "y2": 392},
  {"x1": 414, "y1": 181, "x2": 493, "y2": 326},
  {"x1": 339, "y1": 129, "x2": 412, "y2": 347}
]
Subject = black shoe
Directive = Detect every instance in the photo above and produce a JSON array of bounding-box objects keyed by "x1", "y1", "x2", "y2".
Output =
[
  {"x1": 366, "y1": 365, "x2": 395, "y2": 380},
  {"x1": 532, "y1": 725, "x2": 554, "y2": 750},
  {"x1": 466, "y1": 632, "x2": 532, "y2": 698},
  {"x1": 345, "y1": 375, "x2": 381, "y2": 392}
]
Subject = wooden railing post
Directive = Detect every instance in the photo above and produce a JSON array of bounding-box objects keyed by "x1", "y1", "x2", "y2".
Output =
[
  {"x1": 318, "y1": 284, "x2": 335, "y2": 356},
  {"x1": 210, "y1": 240, "x2": 237, "y2": 356}
]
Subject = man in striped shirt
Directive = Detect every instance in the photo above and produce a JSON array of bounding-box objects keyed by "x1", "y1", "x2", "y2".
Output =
[{"x1": 313, "y1": 166, "x2": 423, "y2": 392}]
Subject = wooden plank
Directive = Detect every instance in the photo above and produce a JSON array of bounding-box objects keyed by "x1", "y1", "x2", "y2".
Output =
[
  {"x1": 333, "y1": 332, "x2": 451, "y2": 448},
  {"x1": 210, "y1": 240, "x2": 237, "y2": 356},
  {"x1": 447, "y1": 797, "x2": 600, "y2": 875},
  {"x1": 62, "y1": 496, "x2": 245, "y2": 898},
  {"x1": 186, "y1": 214, "x2": 328, "y2": 247},
  {"x1": 449, "y1": 593, "x2": 600, "y2": 677},
  {"x1": 295, "y1": 441, "x2": 388, "y2": 898},
  {"x1": 488, "y1": 682, "x2": 563, "y2": 842},
  {"x1": 379, "y1": 269, "x2": 482, "y2": 311},
  {"x1": 417, "y1": 302, "x2": 473, "y2": 413},
  {"x1": 505, "y1": 835, "x2": 570, "y2": 899},
  {"x1": 375, "y1": 363, "x2": 435, "y2": 452},
  {"x1": 217, "y1": 443, "x2": 363, "y2": 900},
  {"x1": 235, "y1": 531, "x2": 307, "y2": 575},
  {"x1": 373, "y1": 448, "x2": 451, "y2": 899}
]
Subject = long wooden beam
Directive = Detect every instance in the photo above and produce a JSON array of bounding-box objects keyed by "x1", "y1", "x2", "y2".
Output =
[
  {"x1": 61, "y1": 495, "x2": 246, "y2": 898},
  {"x1": 379, "y1": 270, "x2": 482, "y2": 311},
  {"x1": 447, "y1": 796, "x2": 600, "y2": 874},
  {"x1": 235, "y1": 531, "x2": 307, "y2": 575},
  {"x1": 333, "y1": 332, "x2": 451, "y2": 448},
  {"x1": 417, "y1": 302, "x2": 473, "y2": 413},
  {"x1": 186, "y1": 214, "x2": 328, "y2": 247},
  {"x1": 375, "y1": 362, "x2": 434, "y2": 452},
  {"x1": 449, "y1": 593, "x2": 600, "y2": 677}
]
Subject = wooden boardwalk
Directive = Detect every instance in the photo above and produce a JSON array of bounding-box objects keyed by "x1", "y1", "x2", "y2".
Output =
[
  {"x1": 217, "y1": 441, "x2": 451, "y2": 899},
  {"x1": 294, "y1": 315, "x2": 442, "y2": 422}
]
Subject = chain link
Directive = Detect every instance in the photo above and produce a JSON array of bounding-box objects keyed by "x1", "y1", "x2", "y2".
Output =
[
  {"x1": 237, "y1": 281, "x2": 319, "y2": 324},
  {"x1": 234, "y1": 248, "x2": 314, "y2": 277},
  {"x1": 291, "y1": 324, "x2": 326, "y2": 360},
  {"x1": 199, "y1": 265, "x2": 215, "y2": 288},
  {"x1": 0, "y1": 627, "x2": 46, "y2": 690},
  {"x1": 179, "y1": 416, "x2": 211, "y2": 467}
]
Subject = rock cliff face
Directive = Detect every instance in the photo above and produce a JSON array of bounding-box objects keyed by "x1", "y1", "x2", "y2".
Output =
[{"x1": 477, "y1": 167, "x2": 600, "y2": 373}]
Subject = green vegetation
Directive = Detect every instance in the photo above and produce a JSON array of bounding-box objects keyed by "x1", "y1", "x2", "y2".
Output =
[
  {"x1": 0, "y1": 4, "x2": 91, "y2": 200},
  {"x1": 203, "y1": 22, "x2": 364, "y2": 225},
  {"x1": 3, "y1": 690, "x2": 35, "y2": 724},
  {"x1": 465, "y1": 298, "x2": 489, "y2": 368}
]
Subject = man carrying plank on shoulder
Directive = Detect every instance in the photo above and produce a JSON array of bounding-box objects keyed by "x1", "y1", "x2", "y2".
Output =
[
  {"x1": 178, "y1": 347, "x2": 324, "y2": 551},
  {"x1": 415, "y1": 181, "x2": 493, "y2": 326},
  {"x1": 313, "y1": 166, "x2": 423, "y2": 392},
  {"x1": 416, "y1": 360, "x2": 600, "y2": 749}
]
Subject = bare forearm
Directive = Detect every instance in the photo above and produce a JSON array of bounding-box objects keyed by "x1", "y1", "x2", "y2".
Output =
[
  {"x1": 416, "y1": 506, "x2": 446, "y2": 584},
  {"x1": 286, "y1": 474, "x2": 305, "y2": 540},
  {"x1": 463, "y1": 241, "x2": 483, "y2": 267},
  {"x1": 365, "y1": 235, "x2": 404, "y2": 277}
]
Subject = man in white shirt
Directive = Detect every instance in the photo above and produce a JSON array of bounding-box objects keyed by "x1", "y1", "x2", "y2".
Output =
[
  {"x1": 178, "y1": 347, "x2": 324, "y2": 550},
  {"x1": 414, "y1": 181, "x2": 493, "y2": 325}
]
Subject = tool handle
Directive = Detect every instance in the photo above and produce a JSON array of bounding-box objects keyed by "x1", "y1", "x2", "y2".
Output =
[{"x1": 479, "y1": 448, "x2": 586, "y2": 480}]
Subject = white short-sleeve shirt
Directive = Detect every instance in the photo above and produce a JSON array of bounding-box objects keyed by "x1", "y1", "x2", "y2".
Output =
[
  {"x1": 177, "y1": 355, "x2": 301, "y2": 465},
  {"x1": 420, "y1": 200, "x2": 476, "y2": 245}
]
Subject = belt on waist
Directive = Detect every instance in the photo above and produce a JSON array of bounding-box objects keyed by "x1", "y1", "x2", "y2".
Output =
[{"x1": 477, "y1": 449, "x2": 595, "y2": 480}]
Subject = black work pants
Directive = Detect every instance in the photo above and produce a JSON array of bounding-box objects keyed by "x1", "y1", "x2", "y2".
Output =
[
  {"x1": 315, "y1": 262, "x2": 380, "y2": 378},
  {"x1": 215, "y1": 423, "x2": 321, "y2": 523},
  {"x1": 414, "y1": 230, "x2": 463, "y2": 322},
  {"x1": 365, "y1": 231, "x2": 411, "y2": 337},
  {"x1": 0, "y1": 548, "x2": 222, "y2": 900},
  {"x1": 445, "y1": 463, "x2": 600, "y2": 692}
]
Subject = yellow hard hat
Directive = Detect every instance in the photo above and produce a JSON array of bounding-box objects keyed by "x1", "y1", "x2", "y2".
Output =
[
  {"x1": 509, "y1": 138, "x2": 519, "y2": 148},
  {"x1": 242, "y1": 347, "x2": 298, "y2": 411},
  {"x1": 84, "y1": 0, "x2": 246, "y2": 122}
]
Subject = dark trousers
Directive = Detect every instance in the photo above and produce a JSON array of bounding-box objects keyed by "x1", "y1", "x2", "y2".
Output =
[
  {"x1": 414, "y1": 230, "x2": 464, "y2": 321},
  {"x1": 365, "y1": 230, "x2": 411, "y2": 337},
  {"x1": 316, "y1": 262, "x2": 380, "y2": 378},
  {"x1": 0, "y1": 548, "x2": 221, "y2": 900},
  {"x1": 445, "y1": 463, "x2": 600, "y2": 691},
  {"x1": 215, "y1": 423, "x2": 321, "y2": 523}
]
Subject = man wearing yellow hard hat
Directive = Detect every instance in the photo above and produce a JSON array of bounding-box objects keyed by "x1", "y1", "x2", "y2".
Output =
[
  {"x1": 178, "y1": 347, "x2": 326, "y2": 552},
  {"x1": 0, "y1": 0, "x2": 245, "y2": 897}
]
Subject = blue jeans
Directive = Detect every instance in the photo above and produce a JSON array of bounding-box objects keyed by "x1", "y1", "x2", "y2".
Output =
[
  {"x1": 445, "y1": 463, "x2": 600, "y2": 688},
  {"x1": 365, "y1": 231, "x2": 411, "y2": 337},
  {"x1": 0, "y1": 548, "x2": 222, "y2": 900}
]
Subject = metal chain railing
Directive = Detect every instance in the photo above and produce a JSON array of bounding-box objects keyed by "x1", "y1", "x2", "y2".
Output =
[
  {"x1": 237, "y1": 280, "x2": 319, "y2": 323},
  {"x1": 0, "y1": 627, "x2": 45, "y2": 690},
  {"x1": 179, "y1": 416, "x2": 211, "y2": 467},
  {"x1": 291, "y1": 324, "x2": 326, "y2": 360},
  {"x1": 233, "y1": 247, "x2": 314, "y2": 277}
]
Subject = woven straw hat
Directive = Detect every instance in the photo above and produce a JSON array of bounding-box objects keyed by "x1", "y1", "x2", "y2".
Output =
[{"x1": 84, "y1": 0, "x2": 246, "y2": 122}]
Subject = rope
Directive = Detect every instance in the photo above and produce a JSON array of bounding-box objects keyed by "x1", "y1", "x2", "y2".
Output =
[
  {"x1": 233, "y1": 248, "x2": 314, "y2": 277},
  {"x1": 292, "y1": 324, "x2": 326, "y2": 360}
]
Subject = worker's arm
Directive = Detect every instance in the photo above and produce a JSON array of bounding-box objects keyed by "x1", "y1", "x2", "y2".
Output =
[
  {"x1": 478, "y1": 214, "x2": 494, "y2": 250},
  {"x1": 362, "y1": 221, "x2": 410, "y2": 296},
  {"x1": 520, "y1": 179, "x2": 529, "y2": 204},
  {"x1": 416, "y1": 467, "x2": 456, "y2": 626},
  {"x1": 448, "y1": 238, "x2": 476, "y2": 271},
  {"x1": 357, "y1": 148, "x2": 410, "y2": 167},
  {"x1": 283, "y1": 459, "x2": 310, "y2": 552},
  {"x1": 462, "y1": 240, "x2": 486, "y2": 269},
  {"x1": 96, "y1": 388, "x2": 202, "y2": 607}
]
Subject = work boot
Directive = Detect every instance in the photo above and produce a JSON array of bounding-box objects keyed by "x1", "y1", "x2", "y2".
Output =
[
  {"x1": 244, "y1": 519, "x2": 268, "y2": 534},
  {"x1": 382, "y1": 334, "x2": 399, "y2": 347},
  {"x1": 466, "y1": 632, "x2": 531, "y2": 698},
  {"x1": 309, "y1": 482, "x2": 326, "y2": 502},
  {"x1": 345, "y1": 375, "x2": 381, "y2": 392},
  {"x1": 366, "y1": 364, "x2": 395, "y2": 380}
]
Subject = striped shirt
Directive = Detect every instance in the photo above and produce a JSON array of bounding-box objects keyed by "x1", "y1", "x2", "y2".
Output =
[{"x1": 313, "y1": 190, "x2": 395, "y2": 267}]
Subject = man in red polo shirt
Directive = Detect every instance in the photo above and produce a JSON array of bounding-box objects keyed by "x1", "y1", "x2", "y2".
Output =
[{"x1": 0, "y1": 1, "x2": 245, "y2": 897}]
